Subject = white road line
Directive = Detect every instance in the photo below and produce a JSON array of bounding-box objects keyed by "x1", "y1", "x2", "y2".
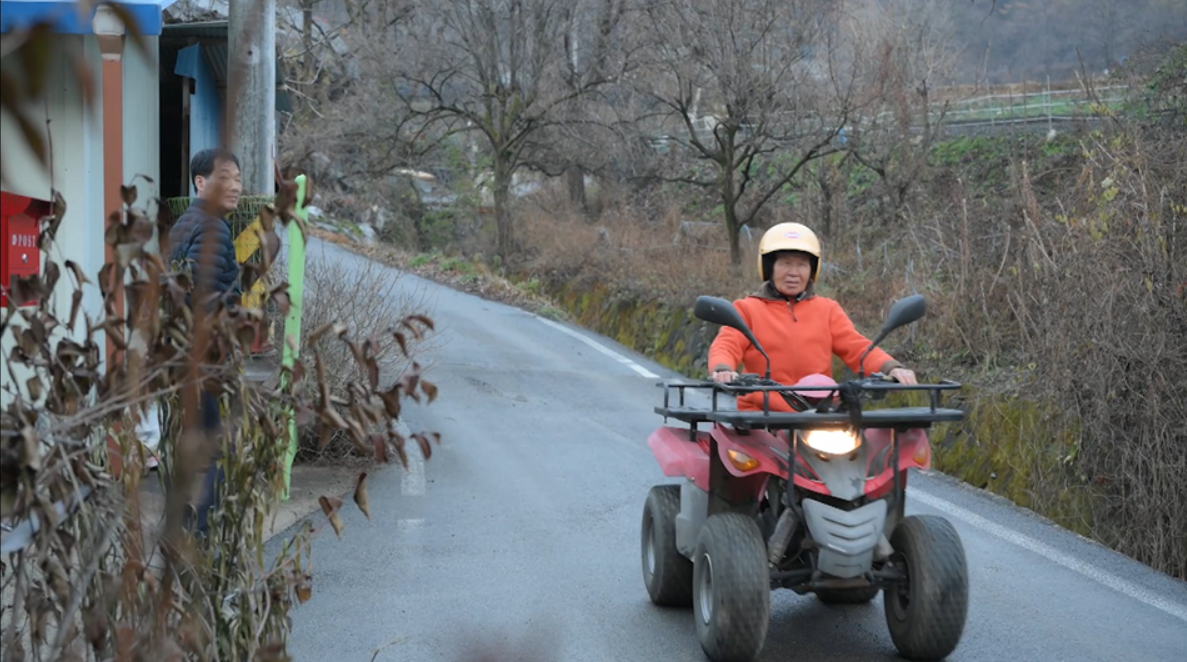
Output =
[
  {"x1": 396, "y1": 518, "x2": 425, "y2": 531},
  {"x1": 395, "y1": 419, "x2": 426, "y2": 496},
  {"x1": 908, "y1": 486, "x2": 1187, "y2": 624},
  {"x1": 535, "y1": 315, "x2": 660, "y2": 379}
]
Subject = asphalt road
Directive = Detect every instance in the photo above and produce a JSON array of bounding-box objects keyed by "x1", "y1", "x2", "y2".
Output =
[{"x1": 284, "y1": 238, "x2": 1187, "y2": 662}]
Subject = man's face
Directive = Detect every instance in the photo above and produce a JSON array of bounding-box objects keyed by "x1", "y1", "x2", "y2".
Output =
[{"x1": 195, "y1": 158, "x2": 242, "y2": 215}]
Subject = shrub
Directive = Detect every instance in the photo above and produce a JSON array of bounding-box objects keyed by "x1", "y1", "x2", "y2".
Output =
[{"x1": 296, "y1": 253, "x2": 435, "y2": 463}]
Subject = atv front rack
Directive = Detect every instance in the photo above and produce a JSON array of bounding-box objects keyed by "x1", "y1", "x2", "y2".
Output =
[{"x1": 655, "y1": 378, "x2": 964, "y2": 431}]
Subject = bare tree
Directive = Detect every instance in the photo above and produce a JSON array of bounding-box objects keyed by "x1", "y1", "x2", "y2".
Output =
[
  {"x1": 392, "y1": 0, "x2": 618, "y2": 258},
  {"x1": 634, "y1": 0, "x2": 856, "y2": 268},
  {"x1": 546, "y1": 0, "x2": 633, "y2": 211},
  {"x1": 1083, "y1": 0, "x2": 1129, "y2": 70},
  {"x1": 839, "y1": 0, "x2": 959, "y2": 221},
  {"x1": 280, "y1": 0, "x2": 425, "y2": 185}
]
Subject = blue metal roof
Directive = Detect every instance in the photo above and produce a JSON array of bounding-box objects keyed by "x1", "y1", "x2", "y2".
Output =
[{"x1": 0, "y1": 0, "x2": 179, "y2": 36}]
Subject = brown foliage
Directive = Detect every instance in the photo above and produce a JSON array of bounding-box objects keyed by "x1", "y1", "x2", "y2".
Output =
[
  {"x1": 911, "y1": 129, "x2": 1187, "y2": 577},
  {"x1": 1, "y1": 12, "x2": 440, "y2": 661}
]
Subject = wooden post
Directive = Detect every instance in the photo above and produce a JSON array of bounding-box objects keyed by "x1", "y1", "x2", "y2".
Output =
[
  {"x1": 227, "y1": 0, "x2": 276, "y2": 196},
  {"x1": 95, "y1": 7, "x2": 127, "y2": 479}
]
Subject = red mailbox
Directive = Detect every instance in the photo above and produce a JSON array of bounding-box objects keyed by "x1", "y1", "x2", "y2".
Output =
[{"x1": 1, "y1": 191, "x2": 44, "y2": 308}]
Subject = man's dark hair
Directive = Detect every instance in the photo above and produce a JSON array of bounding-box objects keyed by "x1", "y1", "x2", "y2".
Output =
[{"x1": 190, "y1": 147, "x2": 241, "y2": 188}]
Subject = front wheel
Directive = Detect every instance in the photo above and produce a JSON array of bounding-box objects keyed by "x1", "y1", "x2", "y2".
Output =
[
  {"x1": 693, "y1": 513, "x2": 770, "y2": 662},
  {"x1": 642, "y1": 485, "x2": 693, "y2": 606},
  {"x1": 883, "y1": 515, "x2": 969, "y2": 661}
]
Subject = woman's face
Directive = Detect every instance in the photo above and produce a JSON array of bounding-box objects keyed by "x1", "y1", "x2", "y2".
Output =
[{"x1": 772, "y1": 252, "x2": 813, "y2": 297}]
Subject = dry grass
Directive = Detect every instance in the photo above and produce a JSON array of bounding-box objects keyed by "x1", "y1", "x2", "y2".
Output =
[
  {"x1": 309, "y1": 227, "x2": 561, "y2": 315},
  {"x1": 518, "y1": 186, "x2": 755, "y2": 302}
]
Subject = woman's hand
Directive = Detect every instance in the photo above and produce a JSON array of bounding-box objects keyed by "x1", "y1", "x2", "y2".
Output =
[
  {"x1": 712, "y1": 369, "x2": 739, "y2": 384},
  {"x1": 888, "y1": 367, "x2": 918, "y2": 385}
]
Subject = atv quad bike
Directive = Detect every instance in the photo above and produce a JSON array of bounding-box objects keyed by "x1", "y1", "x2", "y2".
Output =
[{"x1": 641, "y1": 294, "x2": 969, "y2": 662}]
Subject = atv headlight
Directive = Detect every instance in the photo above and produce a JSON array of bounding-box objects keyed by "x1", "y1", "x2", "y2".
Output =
[{"x1": 803, "y1": 429, "x2": 861, "y2": 455}]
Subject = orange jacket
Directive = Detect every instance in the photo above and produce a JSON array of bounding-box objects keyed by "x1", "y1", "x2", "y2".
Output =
[{"x1": 707, "y1": 285, "x2": 903, "y2": 412}]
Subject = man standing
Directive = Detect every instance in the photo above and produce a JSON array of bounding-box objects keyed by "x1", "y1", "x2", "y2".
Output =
[{"x1": 167, "y1": 147, "x2": 243, "y2": 536}]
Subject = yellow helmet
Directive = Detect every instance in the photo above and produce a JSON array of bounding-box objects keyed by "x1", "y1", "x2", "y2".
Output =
[{"x1": 758, "y1": 222, "x2": 822, "y2": 282}]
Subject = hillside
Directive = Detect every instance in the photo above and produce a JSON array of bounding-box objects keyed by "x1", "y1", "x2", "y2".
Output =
[{"x1": 948, "y1": 0, "x2": 1185, "y2": 82}]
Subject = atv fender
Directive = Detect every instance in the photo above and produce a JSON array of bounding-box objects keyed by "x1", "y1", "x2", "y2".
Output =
[
  {"x1": 709, "y1": 425, "x2": 788, "y2": 478},
  {"x1": 863, "y1": 428, "x2": 931, "y2": 499},
  {"x1": 648, "y1": 426, "x2": 710, "y2": 490}
]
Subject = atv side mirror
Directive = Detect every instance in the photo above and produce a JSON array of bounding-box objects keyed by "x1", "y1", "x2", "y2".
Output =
[
  {"x1": 882, "y1": 294, "x2": 927, "y2": 335},
  {"x1": 858, "y1": 294, "x2": 927, "y2": 377},
  {"x1": 694, "y1": 295, "x2": 772, "y2": 379}
]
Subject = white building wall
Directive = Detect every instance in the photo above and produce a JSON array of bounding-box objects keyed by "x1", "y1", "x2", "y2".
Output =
[
  {"x1": 123, "y1": 36, "x2": 162, "y2": 251},
  {"x1": 0, "y1": 35, "x2": 107, "y2": 407}
]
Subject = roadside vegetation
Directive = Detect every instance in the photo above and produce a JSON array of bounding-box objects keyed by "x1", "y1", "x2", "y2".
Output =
[{"x1": 0, "y1": 12, "x2": 439, "y2": 661}]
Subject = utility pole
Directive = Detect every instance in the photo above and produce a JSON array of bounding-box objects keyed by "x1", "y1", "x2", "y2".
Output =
[{"x1": 227, "y1": 0, "x2": 277, "y2": 195}]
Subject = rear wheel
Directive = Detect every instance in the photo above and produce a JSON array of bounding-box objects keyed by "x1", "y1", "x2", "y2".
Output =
[
  {"x1": 883, "y1": 515, "x2": 969, "y2": 661},
  {"x1": 815, "y1": 585, "x2": 880, "y2": 604},
  {"x1": 693, "y1": 513, "x2": 770, "y2": 662},
  {"x1": 642, "y1": 485, "x2": 693, "y2": 607}
]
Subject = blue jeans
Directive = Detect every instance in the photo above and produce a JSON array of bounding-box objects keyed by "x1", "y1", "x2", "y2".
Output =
[
  {"x1": 192, "y1": 389, "x2": 227, "y2": 535},
  {"x1": 166, "y1": 389, "x2": 228, "y2": 536}
]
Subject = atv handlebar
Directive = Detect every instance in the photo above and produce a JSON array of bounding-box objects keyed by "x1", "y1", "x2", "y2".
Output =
[
  {"x1": 719, "y1": 374, "x2": 814, "y2": 411},
  {"x1": 719, "y1": 372, "x2": 957, "y2": 393},
  {"x1": 654, "y1": 375, "x2": 965, "y2": 430}
]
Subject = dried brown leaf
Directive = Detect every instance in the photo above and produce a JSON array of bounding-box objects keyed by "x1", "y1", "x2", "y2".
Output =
[
  {"x1": 25, "y1": 376, "x2": 42, "y2": 401},
  {"x1": 68, "y1": 290, "x2": 84, "y2": 331},
  {"x1": 307, "y1": 321, "x2": 343, "y2": 345},
  {"x1": 260, "y1": 227, "x2": 282, "y2": 264},
  {"x1": 20, "y1": 425, "x2": 40, "y2": 470},
  {"x1": 120, "y1": 184, "x2": 137, "y2": 206},
  {"x1": 83, "y1": 603, "x2": 109, "y2": 653},
  {"x1": 353, "y1": 472, "x2": 371, "y2": 519},
  {"x1": 295, "y1": 574, "x2": 313, "y2": 604},
  {"x1": 372, "y1": 434, "x2": 389, "y2": 463},
  {"x1": 406, "y1": 313, "x2": 436, "y2": 332},
  {"x1": 63, "y1": 259, "x2": 90, "y2": 286},
  {"x1": 391, "y1": 431, "x2": 409, "y2": 467},
  {"x1": 41, "y1": 259, "x2": 60, "y2": 294},
  {"x1": 412, "y1": 433, "x2": 434, "y2": 461},
  {"x1": 378, "y1": 388, "x2": 403, "y2": 419},
  {"x1": 365, "y1": 357, "x2": 380, "y2": 391},
  {"x1": 318, "y1": 495, "x2": 345, "y2": 538},
  {"x1": 347, "y1": 339, "x2": 367, "y2": 375},
  {"x1": 277, "y1": 290, "x2": 292, "y2": 316},
  {"x1": 317, "y1": 423, "x2": 334, "y2": 450},
  {"x1": 421, "y1": 379, "x2": 439, "y2": 403}
]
